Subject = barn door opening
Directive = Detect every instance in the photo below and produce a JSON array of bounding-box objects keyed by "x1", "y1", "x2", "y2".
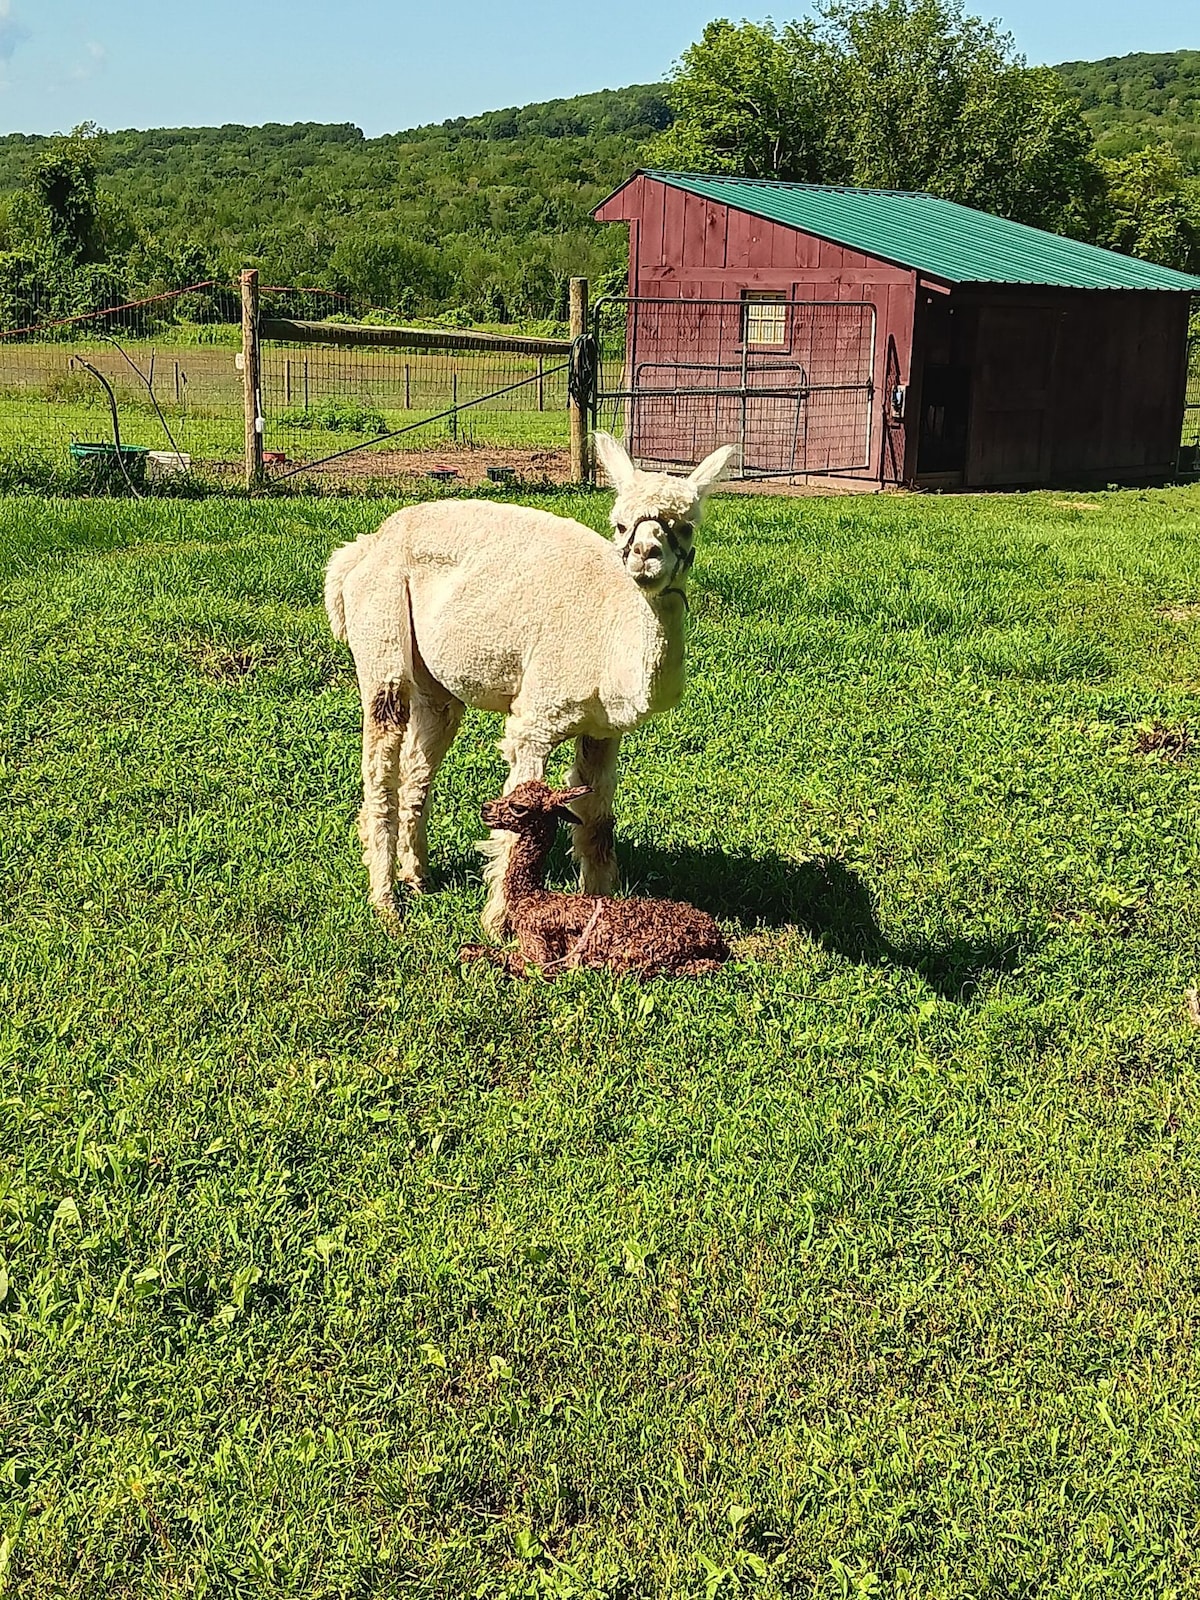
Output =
[
  {"x1": 918, "y1": 363, "x2": 972, "y2": 474},
  {"x1": 592, "y1": 296, "x2": 876, "y2": 478}
]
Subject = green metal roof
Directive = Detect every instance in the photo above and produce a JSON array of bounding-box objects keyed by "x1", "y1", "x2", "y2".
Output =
[{"x1": 637, "y1": 171, "x2": 1200, "y2": 292}]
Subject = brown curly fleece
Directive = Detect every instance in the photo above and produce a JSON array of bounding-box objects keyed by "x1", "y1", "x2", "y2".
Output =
[{"x1": 459, "y1": 779, "x2": 729, "y2": 980}]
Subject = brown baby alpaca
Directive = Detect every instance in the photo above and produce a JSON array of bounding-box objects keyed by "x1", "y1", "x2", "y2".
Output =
[{"x1": 459, "y1": 779, "x2": 729, "y2": 979}]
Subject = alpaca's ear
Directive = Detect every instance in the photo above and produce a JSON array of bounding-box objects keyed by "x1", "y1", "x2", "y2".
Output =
[
  {"x1": 688, "y1": 443, "x2": 737, "y2": 498},
  {"x1": 593, "y1": 432, "x2": 635, "y2": 490},
  {"x1": 552, "y1": 783, "x2": 592, "y2": 827}
]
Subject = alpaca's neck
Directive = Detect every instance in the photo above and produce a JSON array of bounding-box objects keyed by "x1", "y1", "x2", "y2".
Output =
[
  {"x1": 643, "y1": 587, "x2": 688, "y2": 713},
  {"x1": 502, "y1": 827, "x2": 555, "y2": 906}
]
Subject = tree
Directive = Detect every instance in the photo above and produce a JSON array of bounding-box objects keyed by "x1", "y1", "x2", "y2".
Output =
[
  {"x1": 1100, "y1": 145, "x2": 1200, "y2": 272},
  {"x1": 651, "y1": 1, "x2": 1106, "y2": 238},
  {"x1": 21, "y1": 123, "x2": 104, "y2": 262},
  {"x1": 649, "y1": 19, "x2": 846, "y2": 181}
]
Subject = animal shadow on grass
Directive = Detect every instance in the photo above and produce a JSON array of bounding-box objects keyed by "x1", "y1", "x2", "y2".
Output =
[{"x1": 621, "y1": 842, "x2": 1028, "y2": 1001}]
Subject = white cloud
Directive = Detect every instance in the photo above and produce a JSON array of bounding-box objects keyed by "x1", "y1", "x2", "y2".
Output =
[
  {"x1": 0, "y1": 0, "x2": 30, "y2": 63},
  {"x1": 65, "y1": 40, "x2": 107, "y2": 83}
]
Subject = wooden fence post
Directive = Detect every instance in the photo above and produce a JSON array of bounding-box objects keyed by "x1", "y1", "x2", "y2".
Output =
[
  {"x1": 240, "y1": 269, "x2": 264, "y2": 489},
  {"x1": 569, "y1": 277, "x2": 590, "y2": 483},
  {"x1": 537, "y1": 354, "x2": 545, "y2": 411}
]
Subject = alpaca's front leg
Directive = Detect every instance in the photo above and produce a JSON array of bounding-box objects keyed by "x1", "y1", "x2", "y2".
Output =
[
  {"x1": 568, "y1": 734, "x2": 621, "y2": 896},
  {"x1": 481, "y1": 720, "x2": 552, "y2": 938}
]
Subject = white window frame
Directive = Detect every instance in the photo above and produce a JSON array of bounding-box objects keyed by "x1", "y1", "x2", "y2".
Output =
[{"x1": 741, "y1": 290, "x2": 789, "y2": 350}]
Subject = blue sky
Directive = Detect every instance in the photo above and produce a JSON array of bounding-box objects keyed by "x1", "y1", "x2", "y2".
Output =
[{"x1": 0, "y1": 0, "x2": 1194, "y2": 138}]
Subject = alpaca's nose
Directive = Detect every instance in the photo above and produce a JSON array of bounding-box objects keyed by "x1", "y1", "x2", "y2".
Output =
[{"x1": 628, "y1": 535, "x2": 661, "y2": 572}]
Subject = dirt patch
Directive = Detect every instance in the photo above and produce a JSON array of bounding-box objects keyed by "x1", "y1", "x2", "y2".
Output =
[
  {"x1": 1185, "y1": 989, "x2": 1200, "y2": 1029},
  {"x1": 263, "y1": 445, "x2": 898, "y2": 495},
  {"x1": 1133, "y1": 722, "x2": 1192, "y2": 760},
  {"x1": 1053, "y1": 499, "x2": 1103, "y2": 510},
  {"x1": 269, "y1": 443, "x2": 572, "y2": 485},
  {"x1": 1159, "y1": 602, "x2": 1200, "y2": 624}
]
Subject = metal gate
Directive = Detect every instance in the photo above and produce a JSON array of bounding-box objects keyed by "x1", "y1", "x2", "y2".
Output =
[
  {"x1": 593, "y1": 295, "x2": 876, "y2": 478},
  {"x1": 1182, "y1": 316, "x2": 1200, "y2": 475}
]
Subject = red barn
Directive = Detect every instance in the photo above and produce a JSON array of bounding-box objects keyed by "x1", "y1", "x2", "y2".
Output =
[{"x1": 593, "y1": 171, "x2": 1200, "y2": 490}]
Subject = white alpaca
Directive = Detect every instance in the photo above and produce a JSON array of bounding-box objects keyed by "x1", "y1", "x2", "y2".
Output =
[{"x1": 324, "y1": 432, "x2": 735, "y2": 934}]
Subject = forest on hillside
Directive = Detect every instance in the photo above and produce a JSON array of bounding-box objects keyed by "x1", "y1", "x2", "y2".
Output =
[
  {"x1": 1056, "y1": 51, "x2": 1200, "y2": 166},
  {"x1": 0, "y1": 20, "x2": 1195, "y2": 332}
]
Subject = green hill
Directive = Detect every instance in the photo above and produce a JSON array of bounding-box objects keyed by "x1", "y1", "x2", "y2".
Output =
[
  {"x1": 1054, "y1": 50, "x2": 1200, "y2": 166},
  {"x1": 0, "y1": 86, "x2": 674, "y2": 323},
  {"x1": 0, "y1": 53, "x2": 1195, "y2": 326}
]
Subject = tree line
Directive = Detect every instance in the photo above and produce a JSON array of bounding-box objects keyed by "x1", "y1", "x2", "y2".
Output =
[{"x1": 0, "y1": 3, "x2": 1195, "y2": 333}]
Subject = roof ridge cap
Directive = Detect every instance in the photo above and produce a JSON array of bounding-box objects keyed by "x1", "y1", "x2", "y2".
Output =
[{"x1": 644, "y1": 168, "x2": 929, "y2": 198}]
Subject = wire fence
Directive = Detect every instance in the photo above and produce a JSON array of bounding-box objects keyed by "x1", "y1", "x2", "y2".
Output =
[
  {"x1": 0, "y1": 279, "x2": 574, "y2": 488},
  {"x1": 259, "y1": 318, "x2": 571, "y2": 484},
  {"x1": 0, "y1": 281, "x2": 238, "y2": 483},
  {"x1": 0, "y1": 277, "x2": 1195, "y2": 488}
]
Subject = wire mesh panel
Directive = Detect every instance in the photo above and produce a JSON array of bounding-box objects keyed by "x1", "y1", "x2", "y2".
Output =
[
  {"x1": 1182, "y1": 315, "x2": 1200, "y2": 472},
  {"x1": 258, "y1": 307, "x2": 572, "y2": 485},
  {"x1": 593, "y1": 296, "x2": 876, "y2": 478},
  {"x1": 0, "y1": 279, "x2": 574, "y2": 488},
  {"x1": 0, "y1": 282, "x2": 243, "y2": 481}
]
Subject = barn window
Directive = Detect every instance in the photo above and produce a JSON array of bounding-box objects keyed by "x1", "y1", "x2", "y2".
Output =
[{"x1": 741, "y1": 291, "x2": 788, "y2": 348}]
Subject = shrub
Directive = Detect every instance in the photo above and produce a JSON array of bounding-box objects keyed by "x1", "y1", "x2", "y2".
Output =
[{"x1": 278, "y1": 398, "x2": 387, "y2": 434}]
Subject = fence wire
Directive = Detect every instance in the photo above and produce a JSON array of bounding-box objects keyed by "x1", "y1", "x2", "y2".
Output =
[
  {"x1": 260, "y1": 326, "x2": 571, "y2": 484},
  {"x1": 0, "y1": 281, "x2": 246, "y2": 482},
  {"x1": 0, "y1": 281, "x2": 573, "y2": 487}
]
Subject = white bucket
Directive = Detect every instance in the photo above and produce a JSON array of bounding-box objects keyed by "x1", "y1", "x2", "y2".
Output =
[{"x1": 148, "y1": 451, "x2": 192, "y2": 478}]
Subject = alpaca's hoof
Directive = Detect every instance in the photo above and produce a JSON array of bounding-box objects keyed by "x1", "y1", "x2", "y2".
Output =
[
  {"x1": 458, "y1": 943, "x2": 488, "y2": 964},
  {"x1": 371, "y1": 894, "x2": 402, "y2": 929}
]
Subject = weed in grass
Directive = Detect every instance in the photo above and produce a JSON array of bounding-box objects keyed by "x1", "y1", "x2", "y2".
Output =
[{"x1": 2, "y1": 485, "x2": 1200, "y2": 1596}]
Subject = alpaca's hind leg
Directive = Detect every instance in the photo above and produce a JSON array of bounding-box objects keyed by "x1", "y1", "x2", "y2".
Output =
[
  {"x1": 394, "y1": 693, "x2": 464, "y2": 891},
  {"x1": 358, "y1": 693, "x2": 407, "y2": 917},
  {"x1": 481, "y1": 720, "x2": 553, "y2": 939},
  {"x1": 568, "y1": 734, "x2": 621, "y2": 896}
]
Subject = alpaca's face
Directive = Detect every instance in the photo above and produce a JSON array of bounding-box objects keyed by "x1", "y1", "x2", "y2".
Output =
[
  {"x1": 481, "y1": 780, "x2": 591, "y2": 834},
  {"x1": 593, "y1": 433, "x2": 736, "y2": 597}
]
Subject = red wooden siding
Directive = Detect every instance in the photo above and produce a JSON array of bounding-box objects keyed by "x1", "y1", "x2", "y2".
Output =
[
  {"x1": 955, "y1": 289, "x2": 1190, "y2": 487},
  {"x1": 595, "y1": 175, "x2": 918, "y2": 483}
]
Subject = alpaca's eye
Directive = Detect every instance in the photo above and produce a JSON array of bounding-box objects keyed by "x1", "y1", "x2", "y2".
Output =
[
  {"x1": 509, "y1": 800, "x2": 530, "y2": 817},
  {"x1": 615, "y1": 523, "x2": 627, "y2": 537}
]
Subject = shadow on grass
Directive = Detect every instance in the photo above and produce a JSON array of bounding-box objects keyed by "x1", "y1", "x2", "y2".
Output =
[
  {"x1": 622, "y1": 842, "x2": 1028, "y2": 1002},
  {"x1": 439, "y1": 839, "x2": 1028, "y2": 1001}
]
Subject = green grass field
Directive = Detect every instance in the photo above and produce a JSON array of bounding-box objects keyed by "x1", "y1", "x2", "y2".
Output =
[{"x1": 3, "y1": 485, "x2": 1200, "y2": 1597}]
